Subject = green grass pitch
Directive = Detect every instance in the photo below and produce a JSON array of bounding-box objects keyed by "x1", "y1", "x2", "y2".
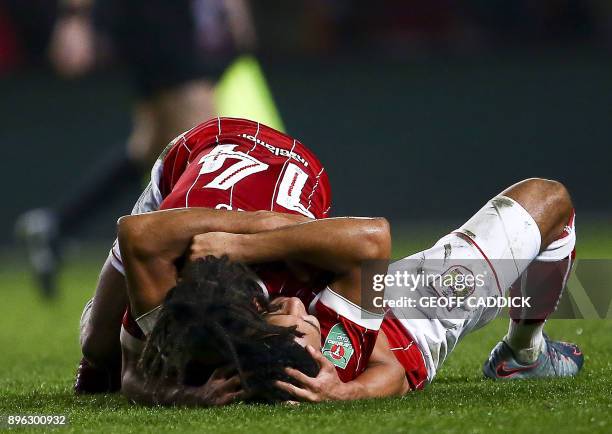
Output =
[{"x1": 0, "y1": 223, "x2": 611, "y2": 433}]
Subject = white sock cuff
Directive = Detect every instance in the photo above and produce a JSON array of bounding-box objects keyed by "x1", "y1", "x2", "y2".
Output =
[{"x1": 536, "y1": 210, "x2": 576, "y2": 262}]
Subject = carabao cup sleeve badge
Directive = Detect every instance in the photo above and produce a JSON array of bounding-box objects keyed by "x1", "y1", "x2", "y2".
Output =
[{"x1": 322, "y1": 323, "x2": 355, "y2": 369}]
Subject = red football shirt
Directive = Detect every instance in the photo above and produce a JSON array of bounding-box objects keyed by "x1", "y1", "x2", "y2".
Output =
[{"x1": 158, "y1": 117, "x2": 331, "y2": 218}]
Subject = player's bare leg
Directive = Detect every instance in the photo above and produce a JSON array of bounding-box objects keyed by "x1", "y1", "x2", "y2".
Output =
[
  {"x1": 75, "y1": 258, "x2": 128, "y2": 394},
  {"x1": 483, "y1": 178, "x2": 582, "y2": 379},
  {"x1": 127, "y1": 80, "x2": 216, "y2": 166}
]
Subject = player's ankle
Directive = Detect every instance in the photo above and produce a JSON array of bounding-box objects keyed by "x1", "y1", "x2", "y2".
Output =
[
  {"x1": 504, "y1": 334, "x2": 545, "y2": 364},
  {"x1": 504, "y1": 319, "x2": 546, "y2": 363}
]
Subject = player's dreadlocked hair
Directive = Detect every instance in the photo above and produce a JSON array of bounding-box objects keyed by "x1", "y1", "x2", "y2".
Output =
[{"x1": 139, "y1": 255, "x2": 319, "y2": 402}]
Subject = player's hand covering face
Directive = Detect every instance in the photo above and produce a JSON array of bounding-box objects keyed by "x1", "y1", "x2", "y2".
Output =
[
  {"x1": 265, "y1": 297, "x2": 322, "y2": 350},
  {"x1": 267, "y1": 297, "x2": 369, "y2": 403}
]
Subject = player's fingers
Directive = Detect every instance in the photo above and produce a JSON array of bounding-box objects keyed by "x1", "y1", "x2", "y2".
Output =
[
  {"x1": 188, "y1": 249, "x2": 208, "y2": 262},
  {"x1": 236, "y1": 388, "x2": 254, "y2": 401},
  {"x1": 216, "y1": 390, "x2": 246, "y2": 406},
  {"x1": 306, "y1": 344, "x2": 324, "y2": 361},
  {"x1": 189, "y1": 235, "x2": 211, "y2": 260},
  {"x1": 306, "y1": 345, "x2": 335, "y2": 372},
  {"x1": 209, "y1": 368, "x2": 226, "y2": 380},
  {"x1": 274, "y1": 381, "x2": 311, "y2": 400},
  {"x1": 219, "y1": 375, "x2": 242, "y2": 392},
  {"x1": 274, "y1": 381, "x2": 319, "y2": 402},
  {"x1": 210, "y1": 365, "x2": 236, "y2": 380},
  {"x1": 230, "y1": 388, "x2": 252, "y2": 402},
  {"x1": 274, "y1": 380, "x2": 297, "y2": 395},
  {"x1": 284, "y1": 367, "x2": 316, "y2": 386}
]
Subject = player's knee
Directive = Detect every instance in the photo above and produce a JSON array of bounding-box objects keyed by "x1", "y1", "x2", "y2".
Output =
[
  {"x1": 81, "y1": 329, "x2": 117, "y2": 368},
  {"x1": 79, "y1": 300, "x2": 97, "y2": 362},
  {"x1": 81, "y1": 333, "x2": 104, "y2": 366},
  {"x1": 514, "y1": 178, "x2": 573, "y2": 246},
  {"x1": 517, "y1": 178, "x2": 573, "y2": 210},
  {"x1": 547, "y1": 179, "x2": 572, "y2": 217},
  {"x1": 79, "y1": 304, "x2": 122, "y2": 367},
  {"x1": 522, "y1": 177, "x2": 572, "y2": 217}
]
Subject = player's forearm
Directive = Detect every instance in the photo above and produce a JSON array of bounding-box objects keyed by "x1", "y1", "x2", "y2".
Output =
[
  {"x1": 118, "y1": 208, "x2": 307, "y2": 262},
  {"x1": 237, "y1": 217, "x2": 391, "y2": 273},
  {"x1": 340, "y1": 332, "x2": 410, "y2": 400},
  {"x1": 342, "y1": 362, "x2": 410, "y2": 400},
  {"x1": 121, "y1": 252, "x2": 176, "y2": 315},
  {"x1": 118, "y1": 209, "x2": 307, "y2": 314}
]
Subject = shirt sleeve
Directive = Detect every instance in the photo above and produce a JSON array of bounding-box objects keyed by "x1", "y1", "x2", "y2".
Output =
[{"x1": 310, "y1": 287, "x2": 384, "y2": 382}]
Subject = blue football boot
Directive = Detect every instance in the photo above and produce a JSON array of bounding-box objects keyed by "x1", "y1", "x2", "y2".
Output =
[{"x1": 483, "y1": 334, "x2": 584, "y2": 380}]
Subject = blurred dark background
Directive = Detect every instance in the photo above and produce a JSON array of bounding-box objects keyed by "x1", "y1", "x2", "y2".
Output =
[{"x1": 1, "y1": 0, "x2": 610, "y2": 244}]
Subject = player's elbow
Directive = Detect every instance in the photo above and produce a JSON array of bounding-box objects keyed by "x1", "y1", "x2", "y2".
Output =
[
  {"x1": 117, "y1": 215, "x2": 155, "y2": 260},
  {"x1": 360, "y1": 218, "x2": 391, "y2": 261}
]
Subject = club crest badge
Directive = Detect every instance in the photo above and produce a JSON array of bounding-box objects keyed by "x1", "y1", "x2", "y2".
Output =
[
  {"x1": 429, "y1": 265, "x2": 477, "y2": 311},
  {"x1": 322, "y1": 323, "x2": 355, "y2": 369}
]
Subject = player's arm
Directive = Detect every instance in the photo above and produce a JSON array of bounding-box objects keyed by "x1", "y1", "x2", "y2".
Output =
[
  {"x1": 276, "y1": 332, "x2": 410, "y2": 401},
  {"x1": 343, "y1": 332, "x2": 410, "y2": 399},
  {"x1": 121, "y1": 346, "x2": 244, "y2": 407},
  {"x1": 190, "y1": 217, "x2": 391, "y2": 306},
  {"x1": 118, "y1": 208, "x2": 309, "y2": 316},
  {"x1": 119, "y1": 207, "x2": 310, "y2": 264},
  {"x1": 194, "y1": 217, "x2": 390, "y2": 272}
]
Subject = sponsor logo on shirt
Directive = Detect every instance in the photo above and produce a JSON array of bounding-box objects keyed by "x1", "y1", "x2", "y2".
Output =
[
  {"x1": 239, "y1": 133, "x2": 309, "y2": 167},
  {"x1": 322, "y1": 323, "x2": 355, "y2": 369}
]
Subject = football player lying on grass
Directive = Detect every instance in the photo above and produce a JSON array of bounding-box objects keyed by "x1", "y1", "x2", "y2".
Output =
[
  {"x1": 75, "y1": 116, "x2": 359, "y2": 395},
  {"x1": 117, "y1": 178, "x2": 584, "y2": 405},
  {"x1": 117, "y1": 210, "x2": 411, "y2": 405}
]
